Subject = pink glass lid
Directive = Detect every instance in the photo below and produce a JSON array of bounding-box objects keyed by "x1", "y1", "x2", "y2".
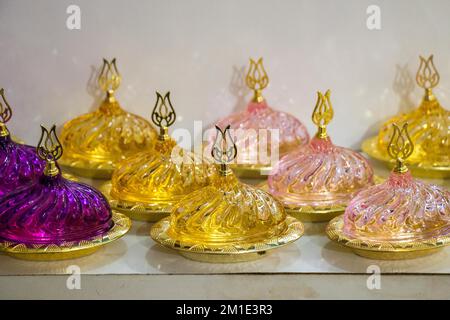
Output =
[
  {"x1": 268, "y1": 90, "x2": 374, "y2": 209},
  {"x1": 0, "y1": 125, "x2": 113, "y2": 245},
  {"x1": 209, "y1": 58, "x2": 309, "y2": 166},
  {"x1": 344, "y1": 123, "x2": 450, "y2": 243}
]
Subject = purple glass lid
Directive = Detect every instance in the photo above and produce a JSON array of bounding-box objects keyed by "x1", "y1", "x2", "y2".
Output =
[
  {"x1": 0, "y1": 125, "x2": 113, "y2": 245},
  {"x1": 0, "y1": 89, "x2": 45, "y2": 197}
]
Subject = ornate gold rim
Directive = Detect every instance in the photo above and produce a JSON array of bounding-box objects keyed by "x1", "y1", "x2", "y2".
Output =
[
  {"x1": 0, "y1": 211, "x2": 131, "y2": 260},
  {"x1": 150, "y1": 216, "x2": 304, "y2": 257},
  {"x1": 58, "y1": 156, "x2": 115, "y2": 179},
  {"x1": 326, "y1": 215, "x2": 450, "y2": 259},
  {"x1": 257, "y1": 175, "x2": 383, "y2": 222},
  {"x1": 99, "y1": 181, "x2": 172, "y2": 222},
  {"x1": 362, "y1": 136, "x2": 450, "y2": 178},
  {"x1": 231, "y1": 163, "x2": 273, "y2": 179}
]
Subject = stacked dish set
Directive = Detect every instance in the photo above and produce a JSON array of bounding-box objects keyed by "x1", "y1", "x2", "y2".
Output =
[{"x1": 0, "y1": 55, "x2": 448, "y2": 262}]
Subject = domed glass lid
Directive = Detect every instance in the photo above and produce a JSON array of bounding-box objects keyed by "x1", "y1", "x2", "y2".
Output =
[
  {"x1": 110, "y1": 92, "x2": 213, "y2": 211},
  {"x1": 60, "y1": 58, "x2": 157, "y2": 171},
  {"x1": 0, "y1": 89, "x2": 45, "y2": 197},
  {"x1": 268, "y1": 90, "x2": 374, "y2": 210},
  {"x1": 0, "y1": 125, "x2": 114, "y2": 245},
  {"x1": 345, "y1": 123, "x2": 450, "y2": 243},
  {"x1": 377, "y1": 55, "x2": 449, "y2": 167},
  {"x1": 211, "y1": 58, "x2": 309, "y2": 167},
  {"x1": 162, "y1": 125, "x2": 302, "y2": 249}
]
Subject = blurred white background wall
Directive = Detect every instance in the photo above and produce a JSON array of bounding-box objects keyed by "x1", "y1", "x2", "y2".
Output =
[{"x1": 0, "y1": 0, "x2": 449, "y2": 149}]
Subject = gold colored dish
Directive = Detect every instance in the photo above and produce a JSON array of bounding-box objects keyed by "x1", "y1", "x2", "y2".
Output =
[
  {"x1": 151, "y1": 216, "x2": 304, "y2": 263},
  {"x1": 362, "y1": 136, "x2": 450, "y2": 179},
  {"x1": 151, "y1": 125, "x2": 304, "y2": 263},
  {"x1": 230, "y1": 163, "x2": 272, "y2": 179},
  {"x1": 108, "y1": 92, "x2": 213, "y2": 222},
  {"x1": 0, "y1": 211, "x2": 130, "y2": 261},
  {"x1": 328, "y1": 123, "x2": 450, "y2": 260},
  {"x1": 59, "y1": 58, "x2": 157, "y2": 179},
  {"x1": 326, "y1": 215, "x2": 448, "y2": 260},
  {"x1": 100, "y1": 181, "x2": 172, "y2": 222},
  {"x1": 207, "y1": 58, "x2": 310, "y2": 179},
  {"x1": 364, "y1": 55, "x2": 449, "y2": 178},
  {"x1": 268, "y1": 90, "x2": 375, "y2": 222},
  {"x1": 259, "y1": 175, "x2": 384, "y2": 222}
]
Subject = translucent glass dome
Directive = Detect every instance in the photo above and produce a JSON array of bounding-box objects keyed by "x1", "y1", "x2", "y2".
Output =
[
  {"x1": 345, "y1": 124, "x2": 450, "y2": 243},
  {"x1": 209, "y1": 58, "x2": 309, "y2": 170},
  {"x1": 152, "y1": 125, "x2": 303, "y2": 256},
  {"x1": 377, "y1": 55, "x2": 449, "y2": 168},
  {"x1": 110, "y1": 92, "x2": 213, "y2": 212},
  {"x1": 59, "y1": 59, "x2": 157, "y2": 175},
  {"x1": 0, "y1": 126, "x2": 114, "y2": 245},
  {"x1": 269, "y1": 90, "x2": 374, "y2": 210},
  {"x1": 0, "y1": 89, "x2": 44, "y2": 197}
]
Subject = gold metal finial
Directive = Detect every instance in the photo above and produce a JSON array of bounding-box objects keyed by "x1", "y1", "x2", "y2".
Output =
[
  {"x1": 37, "y1": 125, "x2": 63, "y2": 177},
  {"x1": 211, "y1": 125, "x2": 237, "y2": 176},
  {"x1": 151, "y1": 92, "x2": 176, "y2": 140},
  {"x1": 98, "y1": 58, "x2": 121, "y2": 99},
  {"x1": 312, "y1": 90, "x2": 334, "y2": 139},
  {"x1": 416, "y1": 55, "x2": 440, "y2": 101},
  {"x1": 0, "y1": 88, "x2": 12, "y2": 137},
  {"x1": 245, "y1": 58, "x2": 269, "y2": 103},
  {"x1": 387, "y1": 123, "x2": 414, "y2": 174}
]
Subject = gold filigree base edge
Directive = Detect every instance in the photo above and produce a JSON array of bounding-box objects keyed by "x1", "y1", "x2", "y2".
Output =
[
  {"x1": 0, "y1": 211, "x2": 131, "y2": 261},
  {"x1": 150, "y1": 216, "x2": 304, "y2": 263},
  {"x1": 58, "y1": 157, "x2": 115, "y2": 179},
  {"x1": 99, "y1": 182, "x2": 172, "y2": 222},
  {"x1": 326, "y1": 215, "x2": 450, "y2": 260},
  {"x1": 231, "y1": 164, "x2": 273, "y2": 179},
  {"x1": 362, "y1": 136, "x2": 450, "y2": 179}
]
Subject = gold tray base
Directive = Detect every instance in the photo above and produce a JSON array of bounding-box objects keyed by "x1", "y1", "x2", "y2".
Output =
[
  {"x1": 59, "y1": 157, "x2": 115, "y2": 179},
  {"x1": 180, "y1": 251, "x2": 268, "y2": 263},
  {"x1": 326, "y1": 215, "x2": 450, "y2": 260},
  {"x1": 99, "y1": 182, "x2": 171, "y2": 222},
  {"x1": 231, "y1": 164, "x2": 272, "y2": 179},
  {"x1": 150, "y1": 216, "x2": 304, "y2": 263},
  {"x1": 362, "y1": 136, "x2": 450, "y2": 179},
  {"x1": 0, "y1": 211, "x2": 131, "y2": 261},
  {"x1": 287, "y1": 208, "x2": 344, "y2": 222}
]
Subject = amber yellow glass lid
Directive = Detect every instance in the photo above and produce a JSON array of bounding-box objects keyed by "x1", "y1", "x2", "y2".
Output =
[
  {"x1": 151, "y1": 125, "x2": 304, "y2": 263},
  {"x1": 205, "y1": 58, "x2": 309, "y2": 179},
  {"x1": 328, "y1": 123, "x2": 450, "y2": 260},
  {"x1": 58, "y1": 58, "x2": 158, "y2": 179},
  {"x1": 101, "y1": 92, "x2": 214, "y2": 222},
  {"x1": 362, "y1": 55, "x2": 450, "y2": 179},
  {"x1": 266, "y1": 90, "x2": 375, "y2": 222}
]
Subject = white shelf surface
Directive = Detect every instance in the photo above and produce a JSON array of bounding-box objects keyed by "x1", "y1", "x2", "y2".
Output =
[{"x1": 0, "y1": 158, "x2": 449, "y2": 299}]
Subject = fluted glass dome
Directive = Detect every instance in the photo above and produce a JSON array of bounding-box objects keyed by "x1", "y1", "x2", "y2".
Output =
[
  {"x1": 0, "y1": 126, "x2": 113, "y2": 245},
  {"x1": 363, "y1": 55, "x2": 449, "y2": 178},
  {"x1": 0, "y1": 89, "x2": 44, "y2": 197},
  {"x1": 209, "y1": 58, "x2": 309, "y2": 177},
  {"x1": 109, "y1": 92, "x2": 213, "y2": 217},
  {"x1": 269, "y1": 90, "x2": 374, "y2": 212},
  {"x1": 59, "y1": 58, "x2": 157, "y2": 178},
  {"x1": 346, "y1": 124, "x2": 450, "y2": 242},
  {"x1": 151, "y1": 125, "x2": 303, "y2": 262}
]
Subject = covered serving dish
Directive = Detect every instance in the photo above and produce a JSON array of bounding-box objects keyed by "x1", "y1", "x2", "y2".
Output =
[
  {"x1": 151, "y1": 125, "x2": 304, "y2": 263},
  {"x1": 268, "y1": 90, "x2": 374, "y2": 221},
  {"x1": 328, "y1": 123, "x2": 450, "y2": 259},
  {"x1": 0, "y1": 125, "x2": 130, "y2": 260},
  {"x1": 210, "y1": 58, "x2": 309, "y2": 178},
  {"x1": 362, "y1": 55, "x2": 450, "y2": 178},
  {"x1": 59, "y1": 58, "x2": 157, "y2": 179},
  {"x1": 101, "y1": 92, "x2": 213, "y2": 221}
]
